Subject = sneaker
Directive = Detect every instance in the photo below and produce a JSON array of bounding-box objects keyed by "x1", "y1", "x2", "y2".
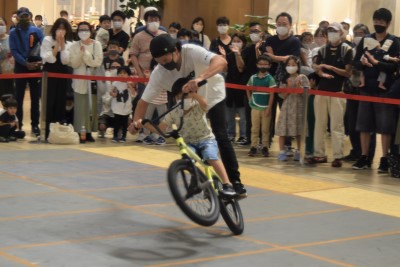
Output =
[
  {"x1": 278, "y1": 151, "x2": 287, "y2": 161},
  {"x1": 294, "y1": 150, "x2": 300, "y2": 161},
  {"x1": 32, "y1": 126, "x2": 40, "y2": 137},
  {"x1": 236, "y1": 137, "x2": 247, "y2": 145},
  {"x1": 378, "y1": 157, "x2": 389, "y2": 173},
  {"x1": 285, "y1": 146, "x2": 294, "y2": 157},
  {"x1": 331, "y1": 158, "x2": 342, "y2": 167},
  {"x1": 142, "y1": 135, "x2": 154, "y2": 145},
  {"x1": 220, "y1": 184, "x2": 237, "y2": 198},
  {"x1": 155, "y1": 136, "x2": 166, "y2": 145},
  {"x1": 352, "y1": 155, "x2": 369, "y2": 170},
  {"x1": 238, "y1": 140, "x2": 251, "y2": 146},
  {"x1": 0, "y1": 136, "x2": 9, "y2": 143},
  {"x1": 343, "y1": 153, "x2": 359, "y2": 162},
  {"x1": 248, "y1": 147, "x2": 257, "y2": 157},
  {"x1": 261, "y1": 147, "x2": 269, "y2": 157},
  {"x1": 233, "y1": 182, "x2": 247, "y2": 198},
  {"x1": 112, "y1": 137, "x2": 119, "y2": 143},
  {"x1": 135, "y1": 132, "x2": 146, "y2": 143},
  {"x1": 119, "y1": 137, "x2": 126, "y2": 143},
  {"x1": 312, "y1": 156, "x2": 328, "y2": 163}
]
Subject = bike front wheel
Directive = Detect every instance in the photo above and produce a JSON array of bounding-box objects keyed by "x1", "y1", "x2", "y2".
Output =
[
  {"x1": 214, "y1": 178, "x2": 244, "y2": 235},
  {"x1": 167, "y1": 159, "x2": 220, "y2": 226}
]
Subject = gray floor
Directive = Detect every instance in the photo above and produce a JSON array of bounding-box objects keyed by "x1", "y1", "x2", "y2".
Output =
[{"x1": 1, "y1": 148, "x2": 399, "y2": 267}]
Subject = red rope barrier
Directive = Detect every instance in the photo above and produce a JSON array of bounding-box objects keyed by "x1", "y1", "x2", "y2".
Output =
[{"x1": 1, "y1": 72, "x2": 399, "y2": 105}]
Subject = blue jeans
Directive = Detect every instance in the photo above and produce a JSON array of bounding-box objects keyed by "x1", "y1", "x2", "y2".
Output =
[
  {"x1": 189, "y1": 139, "x2": 219, "y2": 161},
  {"x1": 226, "y1": 104, "x2": 246, "y2": 139}
]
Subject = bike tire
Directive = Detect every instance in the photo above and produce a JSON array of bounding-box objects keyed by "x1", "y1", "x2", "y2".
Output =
[
  {"x1": 214, "y1": 178, "x2": 244, "y2": 235},
  {"x1": 167, "y1": 159, "x2": 220, "y2": 226}
]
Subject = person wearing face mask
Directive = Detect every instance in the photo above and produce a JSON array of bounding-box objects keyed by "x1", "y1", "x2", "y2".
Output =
[
  {"x1": 34, "y1": 15, "x2": 45, "y2": 34},
  {"x1": 352, "y1": 8, "x2": 400, "y2": 173},
  {"x1": 219, "y1": 33, "x2": 247, "y2": 145},
  {"x1": 168, "y1": 22, "x2": 181, "y2": 40},
  {"x1": 240, "y1": 22, "x2": 266, "y2": 146},
  {"x1": 313, "y1": 22, "x2": 353, "y2": 168},
  {"x1": 69, "y1": 21, "x2": 103, "y2": 142},
  {"x1": 9, "y1": 7, "x2": 44, "y2": 136},
  {"x1": 262, "y1": 12, "x2": 301, "y2": 156},
  {"x1": 108, "y1": 10, "x2": 130, "y2": 53},
  {"x1": 191, "y1": 17, "x2": 211, "y2": 50},
  {"x1": 209, "y1": 16, "x2": 232, "y2": 56},
  {"x1": 132, "y1": 7, "x2": 167, "y2": 36},
  {"x1": 340, "y1": 21, "x2": 353, "y2": 47},
  {"x1": 299, "y1": 32, "x2": 314, "y2": 68},
  {"x1": 276, "y1": 56, "x2": 310, "y2": 161},
  {"x1": 40, "y1": 18, "x2": 73, "y2": 140},
  {"x1": 129, "y1": 10, "x2": 166, "y2": 143},
  {"x1": 132, "y1": 34, "x2": 248, "y2": 197},
  {"x1": 0, "y1": 17, "x2": 15, "y2": 97}
]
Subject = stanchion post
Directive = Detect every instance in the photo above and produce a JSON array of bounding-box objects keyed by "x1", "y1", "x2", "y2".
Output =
[
  {"x1": 300, "y1": 87, "x2": 310, "y2": 166},
  {"x1": 39, "y1": 71, "x2": 48, "y2": 142}
]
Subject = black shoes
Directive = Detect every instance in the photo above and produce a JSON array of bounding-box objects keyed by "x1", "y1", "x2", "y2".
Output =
[
  {"x1": 352, "y1": 155, "x2": 369, "y2": 170},
  {"x1": 233, "y1": 182, "x2": 248, "y2": 198},
  {"x1": 378, "y1": 157, "x2": 389, "y2": 173}
]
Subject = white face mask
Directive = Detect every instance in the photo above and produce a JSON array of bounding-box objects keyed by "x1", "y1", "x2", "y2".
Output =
[
  {"x1": 183, "y1": 98, "x2": 194, "y2": 110},
  {"x1": 232, "y1": 42, "x2": 243, "y2": 50},
  {"x1": 217, "y1": 25, "x2": 229, "y2": 34},
  {"x1": 328, "y1": 32, "x2": 341, "y2": 43},
  {"x1": 353, "y1": 36, "x2": 362, "y2": 46},
  {"x1": 78, "y1": 31, "x2": 91, "y2": 41},
  {"x1": 0, "y1": 26, "x2": 6, "y2": 34},
  {"x1": 113, "y1": 21, "x2": 123, "y2": 29},
  {"x1": 147, "y1": 21, "x2": 159, "y2": 32},
  {"x1": 193, "y1": 24, "x2": 203, "y2": 33},
  {"x1": 250, "y1": 33, "x2": 261, "y2": 43},
  {"x1": 276, "y1": 26, "x2": 289, "y2": 36},
  {"x1": 169, "y1": 33, "x2": 177, "y2": 39},
  {"x1": 286, "y1": 66, "x2": 298, "y2": 74}
]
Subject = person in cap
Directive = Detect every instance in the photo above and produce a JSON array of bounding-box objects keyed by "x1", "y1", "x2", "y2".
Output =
[
  {"x1": 132, "y1": 7, "x2": 167, "y2": 36},
  {"x1": 131, "y1": 34, "x2": 248, "y2": 197},
  {"x1": 312, "y1": 22, "x2": 353, "y2": 167},
  {"x1": 9, "y1": 7, "x2": 44, "y2": 136}
]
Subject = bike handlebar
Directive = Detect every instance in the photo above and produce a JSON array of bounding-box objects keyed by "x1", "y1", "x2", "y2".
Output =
[{"x1": 141, "y1": 80, "x2": 207, "y2": 138}]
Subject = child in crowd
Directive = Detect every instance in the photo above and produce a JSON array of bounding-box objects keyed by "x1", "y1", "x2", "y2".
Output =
[
  {"x1": 110, "y1": 66, "x2": 136, "y2": 142},
  {"x1": 0, "y1": 98, "x2": 25, "y2": 142},
  {"x1": 98, "y1": 61, "x2": 122, "y2": 138},
  {"x1": 142, "y1": 69, "x2": 168, "y2": 145},
  {"x1": 103, "y1": 40, "x2": 125, "y2": 71},
  {"x1": 276, "y1": 56, "x2": 310, "y2": 161},
  {"x1": 96, "y1": 15, "x2": 111, "y2": 51},
  {"x1": 246, "y1": 55, "x2": 276, "y2": 157},
  {"x1": 144, "y1": 77, "x2": 236, "y2": 197}
]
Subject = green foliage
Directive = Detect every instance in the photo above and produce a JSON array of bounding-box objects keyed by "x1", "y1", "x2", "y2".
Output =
[{"x1": 231, "y1": 14, "x2": 276, "y2": 34}]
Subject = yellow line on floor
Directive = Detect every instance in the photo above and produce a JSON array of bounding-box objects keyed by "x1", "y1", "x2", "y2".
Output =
[
  {"x1": 81, "y1": 146, "x2": 400, "y2": 218},
  {"x1": 0, "y1": 251, "x2": 39, "y2": 267}
]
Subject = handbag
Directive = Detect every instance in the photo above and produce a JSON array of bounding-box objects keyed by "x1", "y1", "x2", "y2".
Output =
[{"x1": 48, "y1": 123, "x2": 79, "y2": 145}]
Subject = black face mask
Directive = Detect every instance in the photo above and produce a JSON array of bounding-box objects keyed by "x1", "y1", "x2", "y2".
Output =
[
  {"x1": 374, "y1": 25, "x2": 386, "y2": 34},
  {"x1": 19, "y1": 19, "x2": 30, "y2": 29},
  {"x1": 258, "y1": 67, "x2": 269, "y2": 73},
  {"x1": 162, "y1": 57, "x2": 177, "y2": 70}
]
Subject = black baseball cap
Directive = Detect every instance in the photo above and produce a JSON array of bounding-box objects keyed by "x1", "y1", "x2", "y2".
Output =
[
  {"x1": 17, "y1": 7, "x2": 30, "y2": 17},
  {"x1": 150, "y1": 34, "x2": 177, "y2": 58}
]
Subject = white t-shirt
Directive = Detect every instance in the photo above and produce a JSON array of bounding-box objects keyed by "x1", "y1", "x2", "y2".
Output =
[
  {"x1": 142, "y1": 44, "x2": 226, "y2": 110},
  {"x1": 111, "y1": 81, "x2": 133, "y2": 116}
]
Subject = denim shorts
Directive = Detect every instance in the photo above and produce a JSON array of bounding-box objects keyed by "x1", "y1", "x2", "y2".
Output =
[{"x1": 188, "y1": 138, "x2": 219, "y2": 161}]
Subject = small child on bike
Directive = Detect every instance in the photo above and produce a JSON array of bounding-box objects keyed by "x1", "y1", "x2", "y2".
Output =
[{"x1": 144, "y1": 77, "x2": 236, "y2": 197}]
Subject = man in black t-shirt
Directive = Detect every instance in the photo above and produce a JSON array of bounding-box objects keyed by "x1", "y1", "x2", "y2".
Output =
[
  {"x1": 314, "y1": 22, "x2": 353, "y2": 167},
  {"x1": 108, "y1": 10, "x2": 130, "y2": 53}
]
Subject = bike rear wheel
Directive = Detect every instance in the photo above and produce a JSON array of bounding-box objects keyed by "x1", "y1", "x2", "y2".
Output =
[
  {"x1": 214, "y1": 178, "x2": 244, "y2": 235},
  {"x1": 168, "y1": 159, "x2": 220, "y2": 226}
]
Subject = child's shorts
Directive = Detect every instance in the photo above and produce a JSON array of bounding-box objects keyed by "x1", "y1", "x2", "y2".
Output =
[{"x1": 188, "y1": 138, "x2": 219, "y2": 161}]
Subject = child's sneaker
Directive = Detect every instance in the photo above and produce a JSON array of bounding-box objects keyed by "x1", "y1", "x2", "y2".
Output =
[
  {"x1": 294, "y1": 150, "x2": 300, "y2": 161},
  {"x1": 155, "y1": 136, "x2": 166, "y2": 145},
  {"x1": 248, "y1": 147, "x2": 257, "y2": 157},
  {"x1": 119, "y1": 137, "x2": 126, "y2": 143},
  {"x1": 278, "y1": 151, "x2": 287, "y2": 161},
  {"x1": 142, "y1": 135, "x2": 154, "y2": 145},
  {"x1": 285, "y1": 145, "x2": 294, "y2": 157},
  {"x1": 112, "y1": 137, "x2": 119, "y2": 143},
  {"x1": 261, "y1": 147, "x2": 269, "y2": 157}
]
